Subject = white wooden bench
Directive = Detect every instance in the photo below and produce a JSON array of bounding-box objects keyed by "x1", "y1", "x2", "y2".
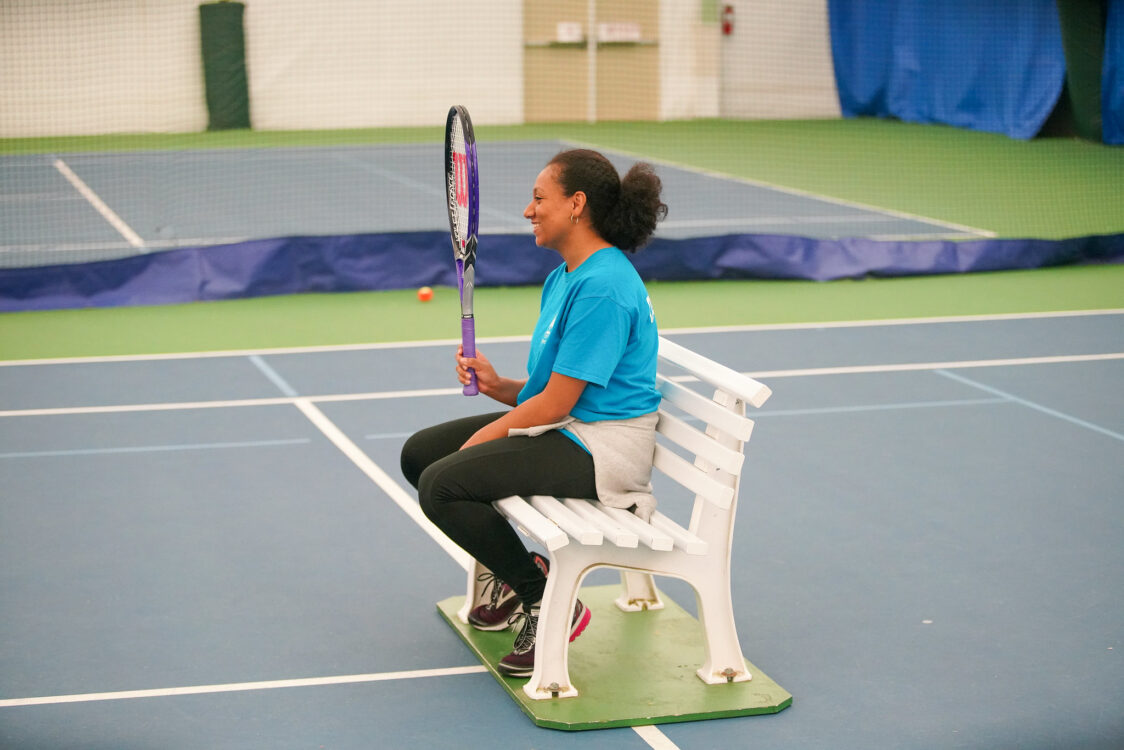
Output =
[{"x1": 455, "y1": 336, "x2": 772, "y2": 700}]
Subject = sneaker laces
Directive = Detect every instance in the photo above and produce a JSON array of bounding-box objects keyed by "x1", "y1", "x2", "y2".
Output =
[
  {"x1": 475, "y1": 571, "x2": 506, "y2": 608},
  {"x1": 508, "y1": 605, "x2": 540, "y2": 655}
]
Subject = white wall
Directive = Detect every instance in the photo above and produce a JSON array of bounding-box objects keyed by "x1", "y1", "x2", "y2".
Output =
[
  {"x1": 0, "y1": 0, "x2": 207, "y2": 136},
  {"x1": 246, "y1": 0, "x2": 523, "y2": 130},
  {"x1": 0, "y1": 0, "x2": 523, "y2": 137},
  {"x1": 659, "y1": 0, "x2": 721, "y2": 120},
  {"x1": 0, "y1": 0, "x2": 839, "y2": 137},
  {"x1": 719, "y1": 0, "x2": 841, "y2": 119}
]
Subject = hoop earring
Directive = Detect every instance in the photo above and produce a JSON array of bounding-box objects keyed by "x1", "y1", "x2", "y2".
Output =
[{"x1": 570, "y1": 214, "x2": 579, "y2": 224}]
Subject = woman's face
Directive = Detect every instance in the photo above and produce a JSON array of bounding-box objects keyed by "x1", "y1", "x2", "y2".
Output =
[{"x1": 523, "y1": 164, "x2": 572, "y2": 249}]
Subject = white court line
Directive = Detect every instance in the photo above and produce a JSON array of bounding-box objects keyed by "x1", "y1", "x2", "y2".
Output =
[
  {"x1": 291, "y1": 397, "x2": 472, "y2": 570},
  {"x1": 633, "y1": 724, "x2": 683, "y2": 750},
  {"x1": 659, "y1": 213, "x2": 902, "y2": 229},
  {"x1": 0, "y1": 438, "x2": 310, "y2": 460},
  {"x1": 52, "y1": 158, "x2": 145, "y2": 250},
  {"x1": 0, "y1": 336, "x2": 532, "y2": 368},
  {"x1": 561, "y1": 138, "x2": 997, "y2": 238},
  {"x1": 0, "y1": 666, "x2": 487, "y2": 708},
  {"x1": 663, "y1": 308, "x2": 1124, "y2": 337},
  {"x1": 338, "y1": 153, "x2": 523, "y2": 228},
  {"x1": 739, "y1": 352, "x2": 1124, "y2": 380},
  {"x1": 0, "y1": 396, "x2": 298, "y2": 418},
  {"x1": 864, "y1": 232, "x2": 988, "y2": 241},
  {"x1": 248, "y1": 354, "x2": 299, "y2": 397},
  {"x1": 935, "y1": 369, "x2": 1124, "y2": 442},
  {"x1": 0, "y1": 237, "x2": 248, "y2": 256},
  {"x1": 1, "y1": 309, "x2": 1120, "y2": 368},
  {"x1": 750, "y1": 397, "x2": 1007, "y2": 417},
  {"x1": 0, "y1": 389, "x2": 463, "y2": 418},
  {"x1": 2, "y1": 353, "x2": 1121, "y2": 420}
]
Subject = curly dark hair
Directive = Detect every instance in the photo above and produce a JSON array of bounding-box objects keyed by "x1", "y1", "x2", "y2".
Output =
[{"x1": 548, "y1": 149, "x2": 668, "y2": 252}]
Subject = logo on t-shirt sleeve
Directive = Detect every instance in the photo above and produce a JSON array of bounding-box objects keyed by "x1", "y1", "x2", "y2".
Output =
[{"x1": 540, "y1": 314, "x2": 558, "y2": 346}]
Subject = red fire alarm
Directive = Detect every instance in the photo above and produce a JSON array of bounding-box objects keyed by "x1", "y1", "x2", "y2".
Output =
[{"x1": 721, "y1": 4, "x2": 734, "y2": 36}]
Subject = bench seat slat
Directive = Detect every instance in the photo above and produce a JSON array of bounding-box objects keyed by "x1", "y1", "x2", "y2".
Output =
[
  {"x1": 600, "y1": 506, "x2": 675, "y2": 551},
  {"x1": 493, "y1": 496, "x2": 569, "y2": 551},
  {"x1": 562, "y1": 498, "x2": 639, "y2": 548},
  {"x1": 528, "y1": 495, "x2": 603, "y2": 545},
  {"x1": 649, "y1": 510, "x2": 709, "y2": 555}
]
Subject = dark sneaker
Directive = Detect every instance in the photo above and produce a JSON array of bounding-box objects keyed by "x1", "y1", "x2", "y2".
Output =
[
  {"x1": 496, "y1": 598, "x2": 592, "y2": 678},
  {"x1": 467, "y1": 552, "x2": 549, "y2": 631}
]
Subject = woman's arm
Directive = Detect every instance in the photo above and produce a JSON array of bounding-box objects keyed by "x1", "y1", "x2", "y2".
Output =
[{"x1": 460, "y1": 371, "x2": 587, "y2": 449}]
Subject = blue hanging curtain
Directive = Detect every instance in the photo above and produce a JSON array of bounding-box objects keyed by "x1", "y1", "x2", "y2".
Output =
[
  {"x1": 1104, "y1": 0, "x2": 1124, "y2": 144},
  {"x1": 828, "y1": 0, "x2": 1066, "y2": 140}
]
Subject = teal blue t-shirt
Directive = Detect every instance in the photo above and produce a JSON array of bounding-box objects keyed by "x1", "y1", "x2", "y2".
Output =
[{"x1": 517, "y1": 247, "x2": 660, "y2": 425}]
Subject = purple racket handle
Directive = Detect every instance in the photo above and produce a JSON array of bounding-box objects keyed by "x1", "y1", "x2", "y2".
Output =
[{"x1": 461, "y1": 317, "x2": 478, "y2": 396}]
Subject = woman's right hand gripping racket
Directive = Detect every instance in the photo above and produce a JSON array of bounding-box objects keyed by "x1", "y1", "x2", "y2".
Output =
[{"x1": 444, "y1": 105, "x2": 480, "y2": 396}]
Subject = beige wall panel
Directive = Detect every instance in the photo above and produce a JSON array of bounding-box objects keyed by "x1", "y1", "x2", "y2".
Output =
[
  {"x1": 524, "y1": 48, "x2": 590, "y2": 123},
  {"x1": 524, "y1": 0, "x2": 589, "y2": 41},
  {"x1": 523, "y1": 0, "x2": 660, "y2": 123},
  {"x1": 596, "y1": 0, "x2": 657, "y2": 34},
  {"x1": 596, "y1": 46, "x2": 660, "y2": 121}
]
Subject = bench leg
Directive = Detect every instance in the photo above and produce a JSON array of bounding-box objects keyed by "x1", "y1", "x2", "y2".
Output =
[
  {"x1": 693, "y1": 575, "x2": 752, "y2": 684},
  {"x1": 455, "y1": 559, "x2": 490, "y2": 625},
  {"x1": 614, "y1": 571, "x2": 665, "y2": 612},
  {"x1": 523, "y1": 555, "x2": 583, "y2": 700}
]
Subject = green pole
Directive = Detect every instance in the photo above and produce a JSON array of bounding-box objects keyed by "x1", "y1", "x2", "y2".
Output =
[
  {"x1": 1054, "y1": 0, "x2": 1108, "y2": 142},
  {"x1": 199, "y1": 1, "x2": 251, "y2": 130}
]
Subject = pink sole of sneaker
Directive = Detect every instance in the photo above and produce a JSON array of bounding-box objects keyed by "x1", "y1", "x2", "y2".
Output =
[
  {"x1": 569, "y1": 605, "x2": 591, "y2": 642},
  {"x1": 495, "y1": 606, "x2": 593, "y2": 678}
]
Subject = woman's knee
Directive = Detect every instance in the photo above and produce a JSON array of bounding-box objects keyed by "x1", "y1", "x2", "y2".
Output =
[
  {"x1": 415, "y1": 462, "x2": 445, "y2": 523},
  {"x1": 399, "y1": 431, "x2": 430, "y2": 489}
]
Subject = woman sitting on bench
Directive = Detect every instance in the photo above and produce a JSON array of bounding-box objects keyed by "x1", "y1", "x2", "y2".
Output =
[{"x1": 400, "y1": 148, "x2": 667, "y2": 677}]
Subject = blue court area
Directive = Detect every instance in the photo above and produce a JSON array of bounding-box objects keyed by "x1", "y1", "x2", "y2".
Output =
[
  {"x1": 2, "y1": 313, "x2": 1123, "y2": 749},
  {"x1": 0, "y1": 140, "x2": 985, "y2": 269}
]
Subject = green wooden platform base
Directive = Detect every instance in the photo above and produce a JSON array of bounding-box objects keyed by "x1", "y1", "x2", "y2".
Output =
[{"x1": 437, "y1": 584, "x2": 792, "y2": 731}]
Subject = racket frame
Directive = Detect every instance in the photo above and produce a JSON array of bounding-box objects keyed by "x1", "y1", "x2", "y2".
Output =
[{"x1": 444, "y1": 105, "x2": 480, "y2": 396}]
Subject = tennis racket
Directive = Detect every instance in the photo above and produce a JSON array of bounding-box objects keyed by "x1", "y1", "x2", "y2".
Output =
[{"x1": 444, "y1": 105, "x2": 480, "y2": 396}]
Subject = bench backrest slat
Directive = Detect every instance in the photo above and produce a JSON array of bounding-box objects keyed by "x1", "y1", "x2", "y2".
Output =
[
  {"x1": 652, "y1": 443, "x2": 736, "y2": 509},
  {"x1": 656, "y1": 409, "x2": 746, "y2": 475},
  {"x1": 657, "y1": 375, "x2": 755, "y2": 442},
  {"x1": 658, "y1": 337, "x2": 772, "y2": 408}
]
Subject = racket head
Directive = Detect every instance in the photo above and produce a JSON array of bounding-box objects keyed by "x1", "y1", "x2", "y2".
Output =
[
  {"x1": 444, "y1": 105, "x2": 479, "y2": 264},
  {"x1": 444, "y1": 105, "x2": 480, "y2": 396}
]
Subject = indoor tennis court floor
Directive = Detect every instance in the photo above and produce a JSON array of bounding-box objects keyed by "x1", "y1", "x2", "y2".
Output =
[
  {"x1": 1, "y1": 311, "x2": 1121, "y2": 749},
  {"x1": 0, "y1": 140, "x2": 989, "y2": 268}
]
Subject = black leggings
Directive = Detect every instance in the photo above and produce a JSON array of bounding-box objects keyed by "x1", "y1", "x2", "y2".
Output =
[{"x1": 400, "y1": 412, "x2": 598, "y2": 606}]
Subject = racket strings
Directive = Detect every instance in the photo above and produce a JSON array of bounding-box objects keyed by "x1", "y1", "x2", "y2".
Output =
[{"x1": 448, "y1": 115, "x2": 470, "y2": 255}]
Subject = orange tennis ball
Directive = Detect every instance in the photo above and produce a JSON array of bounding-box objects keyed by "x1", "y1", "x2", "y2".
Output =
[{"x1": 417, "y1": 286, "x2": 433, "y2": 302}]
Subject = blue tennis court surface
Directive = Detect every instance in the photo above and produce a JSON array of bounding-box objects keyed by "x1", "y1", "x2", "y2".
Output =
[
  {"x1": 1, "y1": 312, "x2": 1121, "y2": 749},
  {"x1": 0, "y1": 141, "x2": 989, "y2": 268}
]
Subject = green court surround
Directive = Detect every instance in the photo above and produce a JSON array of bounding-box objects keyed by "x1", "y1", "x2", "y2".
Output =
[{"x1": 2, "y1": 265, "x2": 1122, "y2": 361}]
